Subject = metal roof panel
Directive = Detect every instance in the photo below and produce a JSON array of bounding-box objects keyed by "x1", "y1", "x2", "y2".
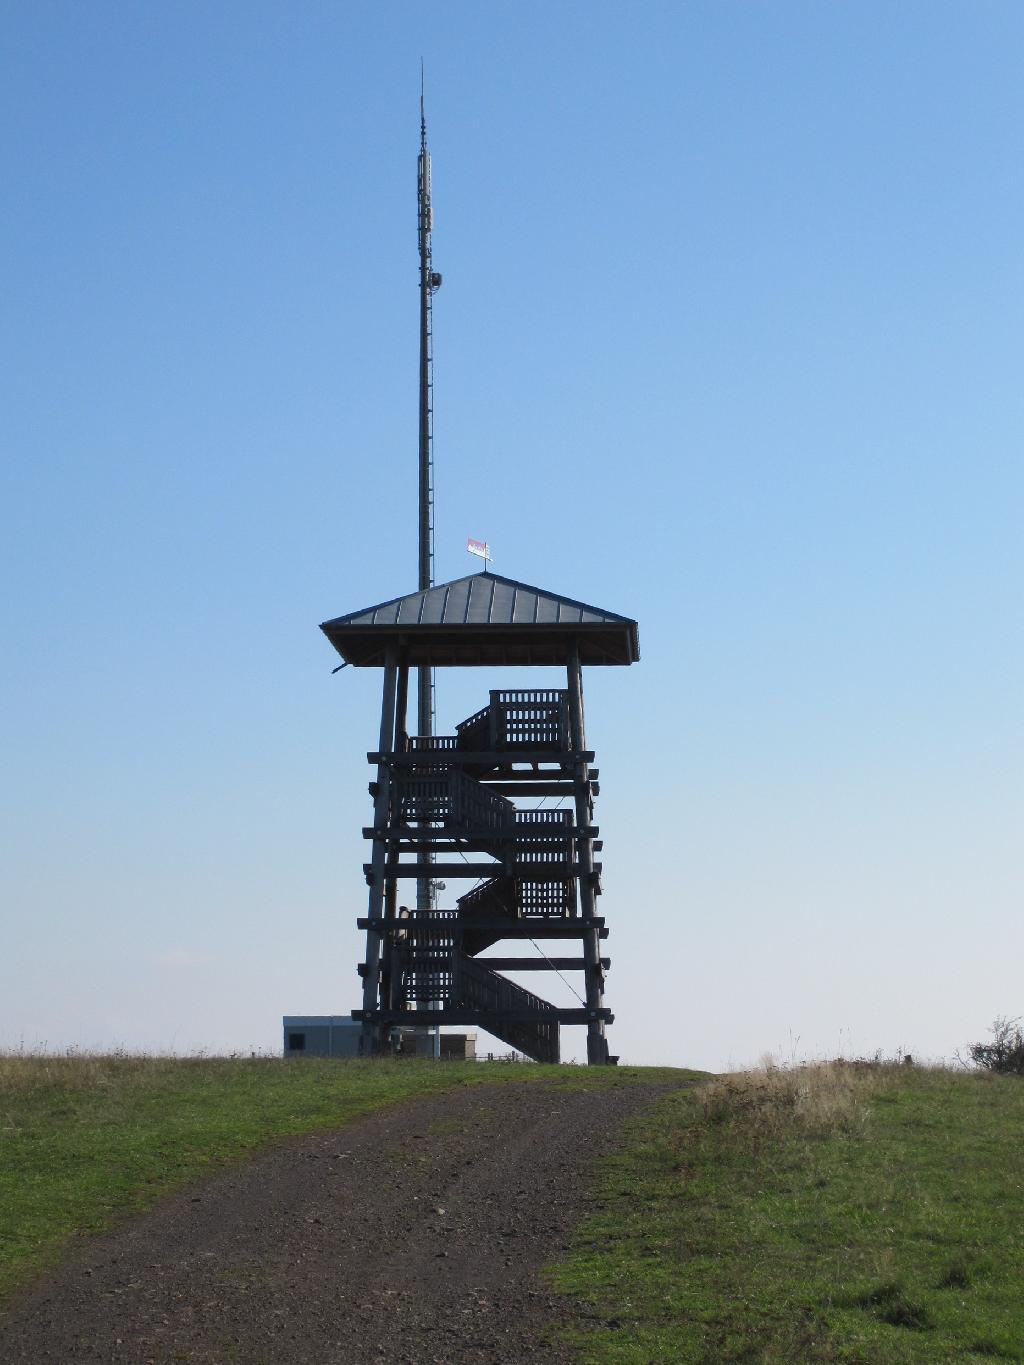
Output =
[
  {"x1": 512, "y1": 589, "x2": 537, "y2": 623},
  {"x1": 320, "y1": 572, "x2": 639, "y2": 668},
  {"x1": 419, "y1": 585, "x2": 448, "y2": 624},
  {"x1": 490, "y1": 578, "x2": 516, "y2": 620},
  {"x1": 445, "y1": 579, "x2": 471, "y2": 623},
  {"x1": 466, "y1": 576, "x2": 492, "y2": 623}
]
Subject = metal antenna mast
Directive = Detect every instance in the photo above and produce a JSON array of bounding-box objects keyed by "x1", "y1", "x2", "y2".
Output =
[{"x1": 417, "y1": 72, "x2": 441, "y2": 913}]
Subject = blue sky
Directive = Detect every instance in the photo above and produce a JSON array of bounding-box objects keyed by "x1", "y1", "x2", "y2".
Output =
[{"x1": 2, "y1": 2, "x2": 1021, "y2": 1068}]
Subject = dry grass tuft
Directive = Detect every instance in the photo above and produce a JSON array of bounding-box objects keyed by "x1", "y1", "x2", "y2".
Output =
[
  {"x1": 698, "y1": 1060, "x2": 879, "y2": 1139},
  {"x1": 0, "y1": 1050, "x2": 243, "y2": 1102}
]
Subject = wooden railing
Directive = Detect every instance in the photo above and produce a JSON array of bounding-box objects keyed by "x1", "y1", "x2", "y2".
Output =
[
  {"x1": 493, "y1": 690, "x2": 569, "y2": 750},
  {"x1": 455, "y1": 954, "x2": 553, "y2": 1016},
  {"x1": 408, "y1": 734, "x2": 459, "y2": 751},
  {"x1": 390, "y1": 770, "x2": 513, "y2": 836},
  {"x1": 454, "y1": 956, "x2": 560, "y2": 1063},
  {"x1": 455, "y1": 690, "x2": 569, "y2": 753},
  {"x1": 401, "y1": 908, "x2": 457, "y2": 1003},
  {"x1": 454, "y1": 704, "x2": 490, "y2": 751},
  {"x1": 457, "y1": 876, "x2": 516, "y2": 918},
  {"x1": 513, "y1": 808, "x2": 573, "y2": 837}
]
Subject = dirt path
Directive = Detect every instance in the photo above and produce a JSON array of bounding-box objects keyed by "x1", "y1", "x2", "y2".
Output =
[{"x1": 0, "y1": 1080, "x2": 668, "y2": 1363}]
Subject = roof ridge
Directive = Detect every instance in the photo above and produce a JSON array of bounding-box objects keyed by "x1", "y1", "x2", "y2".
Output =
[{"x1": 321, "y1": 571, "x2": 634, "y2": 630}]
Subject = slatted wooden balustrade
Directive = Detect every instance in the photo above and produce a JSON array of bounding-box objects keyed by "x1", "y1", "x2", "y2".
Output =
[
  {"x1": 454, "y1": 954, "x2": 560, "y2": 1064},
  {"x1": 389, "y1": 769, "x2": 513, "y2": 837},
  {"x1": 455, "y1": 689, "x2": 569, "y2": 753}
]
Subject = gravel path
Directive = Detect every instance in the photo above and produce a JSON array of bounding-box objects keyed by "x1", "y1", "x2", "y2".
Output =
[{"x1": 0, "y1": 1079, "x2": 669, "y2": 1364}]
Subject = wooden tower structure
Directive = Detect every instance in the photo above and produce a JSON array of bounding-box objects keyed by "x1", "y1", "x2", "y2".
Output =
[{"x1": 320, "y1": 572, "x2": 639, "y2": 1064}]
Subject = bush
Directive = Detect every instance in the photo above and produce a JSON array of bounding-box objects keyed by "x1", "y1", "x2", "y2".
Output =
[{"x1": 969, "y1": 1017, "x2": 1024, "y2": 1075}]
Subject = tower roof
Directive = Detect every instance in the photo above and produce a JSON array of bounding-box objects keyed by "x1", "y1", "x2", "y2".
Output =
[{"x1": 320, "y1": 572, "x2": 639, "y2": 668}]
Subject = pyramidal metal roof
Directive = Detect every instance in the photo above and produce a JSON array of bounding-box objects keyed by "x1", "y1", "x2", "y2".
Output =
[{"x1": 320, "y1": 571, "x2": 639, "y2": 668}]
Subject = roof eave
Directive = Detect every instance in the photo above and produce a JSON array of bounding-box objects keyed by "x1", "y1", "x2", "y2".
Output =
[{"x1": 320, "y1": 620, "x2": 640, "y2": 669}]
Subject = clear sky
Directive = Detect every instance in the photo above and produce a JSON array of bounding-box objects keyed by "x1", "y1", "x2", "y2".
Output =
[{"x1": 2, "y1": 2, "x2": 1021, "y2": 1069}]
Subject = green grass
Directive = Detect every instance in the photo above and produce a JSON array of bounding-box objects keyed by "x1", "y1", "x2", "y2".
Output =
[
  {"x1": 551, "y1": 1064, "x2": 1024, "y2": 1363},
  {"x1": 0, "y1": 1051, "x2": 695, "y2": 1306},
  {"x1": 12, "y1": 1052, "x2": 1018, "y2": 1361}
]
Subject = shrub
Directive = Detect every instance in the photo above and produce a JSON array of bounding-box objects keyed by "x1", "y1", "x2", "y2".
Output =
[{"x1": 968, "y1": 1017, "x2": 1024, "y2": 1075}]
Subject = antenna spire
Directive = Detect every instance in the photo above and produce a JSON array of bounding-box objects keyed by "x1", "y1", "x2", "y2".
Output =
[
  {"x1": 416, "y1": 70, "x2": 441, "y2": 916},
  {"x1": 416, "y1": 69, "x2": 438, "y2": 675}
]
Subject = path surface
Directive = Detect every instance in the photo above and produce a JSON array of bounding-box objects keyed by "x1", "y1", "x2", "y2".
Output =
[{"x1": 0, "y1": 1080, "x2": 667, "y2": 1364}]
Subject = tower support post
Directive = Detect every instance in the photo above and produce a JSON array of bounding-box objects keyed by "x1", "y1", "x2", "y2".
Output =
[
  {"x1": 380, "y1": 657, "x2": 409, "y2": 1012},
  {"x1": 567, "y1": 642, "x2": 608, "y2": 1065},
  {"x1": 360, "y1": 646, "x2": 400, "y2": 1054}
]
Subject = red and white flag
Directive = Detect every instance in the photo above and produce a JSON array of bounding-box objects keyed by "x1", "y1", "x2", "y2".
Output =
[{"x1": 467, "y1": 537, "x2": 492, "y2": 561}]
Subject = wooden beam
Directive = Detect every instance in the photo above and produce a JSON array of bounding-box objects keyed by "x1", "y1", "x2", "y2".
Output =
[
  {"x1": 357, "y1": 916, "x2": 608, "y2": 938},
  {"x1": 472, "y1": 957, "x2": 610, "y2": 972},
  {"x1": 480, "y1": 772, "x2": 575, "y2": 784},
  {"x1": 353, "y1": 1007, "x2": 614, "y2": 1027},
  {"x1": 568, "y1": 641, "x2": 609, "y2": 1067},
  {"x1": 360, "y1": 649, "x2": 400, "y2": 1042},
  {"x1": 368, "y1": 749, "x2": 595, "y2": 766},
  {"x1": 361, "y1": 829, "x2": 597, "y2": 846},
  {"x1": 364, "y1": 861, "x2": 602, "y2": 880},
  {"x1": 479, "y1": 782, "x2": 576, "y2": 797}
]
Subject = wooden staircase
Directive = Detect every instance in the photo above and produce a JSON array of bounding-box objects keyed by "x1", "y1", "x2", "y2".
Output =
[{"x1": 358, "y1": 688, "x2": 611, "y2": 1063}]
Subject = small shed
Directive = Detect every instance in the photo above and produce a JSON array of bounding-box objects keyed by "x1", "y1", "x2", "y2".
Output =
[
  {"x1": 283, "y1": 1016, "x2": 476, "y2": 1061},
  {"x1": 282, "y1": 1015, "x2": 362, "y2": 1058}
]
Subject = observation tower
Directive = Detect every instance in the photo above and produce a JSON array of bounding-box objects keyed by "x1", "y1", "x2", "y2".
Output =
[
  {"x1": 318, "y1": 88, "x2": 639, "y2": 1063},
  {"x1": 321, "y1": 573, "x2": 639, "y2": 1063}
]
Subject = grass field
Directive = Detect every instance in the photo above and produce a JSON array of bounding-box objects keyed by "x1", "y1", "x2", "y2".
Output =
[
  {"x1": 5, "y1": 1053, "x2": 1022, "y2": 1362},
  {"x1": 553, "y1": 1062, "x2": 1024, "y2": 1363},
  {"x1": 0, "y1": 1050, "x2": 695, "y2": 1307}
]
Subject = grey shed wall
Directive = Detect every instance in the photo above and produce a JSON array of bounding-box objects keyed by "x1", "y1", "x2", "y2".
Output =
[{"x1": 282, "y1": 1016, "x2": 362, "y2": 1058}]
